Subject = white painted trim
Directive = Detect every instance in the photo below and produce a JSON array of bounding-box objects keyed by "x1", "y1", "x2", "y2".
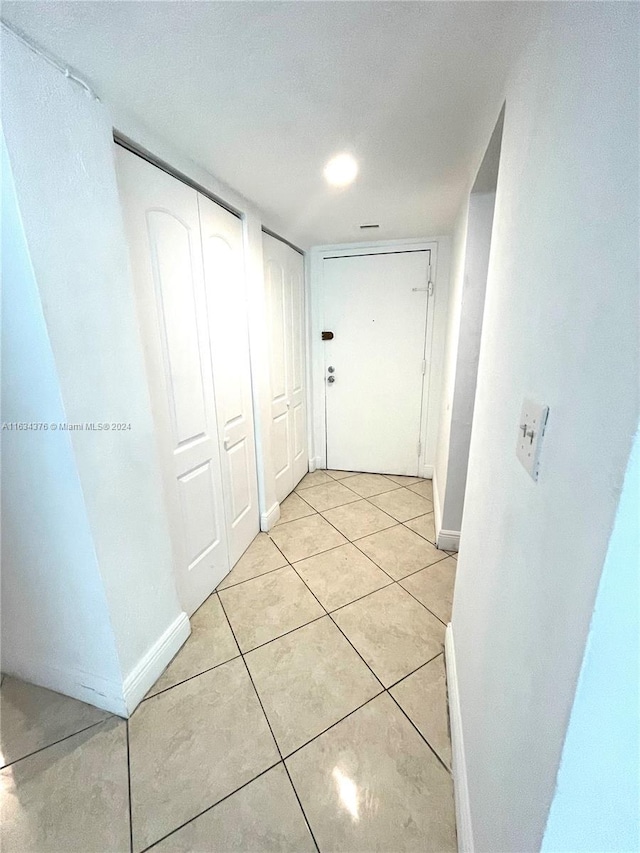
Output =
[
  {"x1": 438, "y1": 528, "x2": 461, "y2": 551},
  {"x1": 122, "y1": 612, "x2": 190, "y2": 715},
  {"x1": 260, "y1": 501, "x2": 281, "y2": 532},
  {"x1": 433, "y1": 470, "x2": 443, "y2": 533},
  {"x1": 2, "y1": 661, "x2": 128, "y2": 717},
  {"x1": 313, "y1": 236, "x2": 435, "y2": 253},
  {"x1": 308, "y1": 456, "x2": 322, "y2": 473},
  {"x1": 433, "y1": 472, "x2": 460, "y2": 551},
  {"x1": 445, "y1": 624, "x2": 475, "y2": 853},
  {"x1": 421, "y1": 464, "x2": 434, "y2": 480}
]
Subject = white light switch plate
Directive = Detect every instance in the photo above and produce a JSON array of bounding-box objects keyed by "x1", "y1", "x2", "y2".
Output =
[{"x1": 516, "y1": 399, "x2": 549, "y2": 481}]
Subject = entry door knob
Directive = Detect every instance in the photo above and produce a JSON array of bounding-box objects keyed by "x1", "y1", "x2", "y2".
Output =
[{"x1": 327, "y1": 375, "x2": 336, "y2": 384}]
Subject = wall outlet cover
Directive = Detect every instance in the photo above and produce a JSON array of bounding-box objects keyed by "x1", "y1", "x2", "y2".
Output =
[{"x1": 516, "y1": 399, "x2": 549, "y2": 481}]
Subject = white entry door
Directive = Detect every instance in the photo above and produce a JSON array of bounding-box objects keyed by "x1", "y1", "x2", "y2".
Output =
[
  {"x1": 322, "y1": 250, "x2": 431, "y2": 475},
  {"x1": 116, "y1": 146, "x2": 230, "y2": 615},
  {"x1": 263, "y1": 233, "x2": 308, "y2": 503},
  {"x1": 198, "y1": 195, "x2": 259, "y2": 565}
]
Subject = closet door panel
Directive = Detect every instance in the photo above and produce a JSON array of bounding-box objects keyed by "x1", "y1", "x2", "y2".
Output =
[
  {"x1": 263, "y1": 233, "x2": 308, "y2": 503},
  {"x1": 289, "y1": 252, "x2": 308, "y2": 484},
  {"x1": 265, "y1": 251, "x2": 293, "y2": 501},
  {"x1": 115, "y1": 146, "x2": 229, "y2": 615},
  {"x1": 198, "y1": 195, "x2": 259, "y2": 564}
]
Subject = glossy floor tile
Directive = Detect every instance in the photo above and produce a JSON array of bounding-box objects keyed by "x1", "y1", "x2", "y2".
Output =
[
  {"x1": 1, "y1": 718, "x2": 129, "y2": 853},
  {"x1": 385, "y1": 473, "x2": 424, "y2": 486},
  {"x1": 0, "y1": 676, "x2": 109, "y2": 768},
  {"x1": 275, "y1": 492, "x2": 317, "y2": 526},
  {"x1": 368, "y1": 486, "x2": 434, "y2": 522},
  {"x1": 407, "y1": 479, "x2": 434, "y2": 500},
  {"x1": 390, "y1": 654, "x2": 452, "y2": 769},
  {"x1": 298, "y1": 480, "x2": 361, "y2": 512},
  {"x1": 405, "y1": 511, "x2": 437, "y2": 543},
  {"x1": 145, "y1": 593, "x2": 239, "y2": 698},
  {"x1": 129, "y1": 658, "x2": 279, "y2": 851},
  {"x1": 332, "y1": 584, "x2": 445, "y2": 686},
  {"x1": 400, "y1": 557, "x2": 457, "y2": 625},
  {"x1": 355, "y1": 524, "x2": 449, "y2": 580},
  {"x1": 245, "y1": 617, "x2": 382, "y2": 755},
  {"x1": 342, "y1": 472, "x2": 400, "y2": 497},
  {"x1": 294, "y1": 543, "x2": 391, "y2": 611},
  {"x1": 296, "y1": 470, "x2": 333, "y2": 490},
  {"x1": 152, "y1": 765, "x2": 316, "y2": 852},
  {"x1": 322, "y1": 499, "x2": 396, "y2": 540},
  {"x1": 4, "y1": 473, "x2": 456, "y2": 853},
  {"x1": 269, "y1": 513, "x2": 347, "y2": 562},
  {"x1": 219, "y1": 566, "x2": 325, "y2": 652},
  {"x1": 217, "y1": 532, "x2": 287, "y2": 589},
  {"x1": 286, "y1": 693, "x2": 456, "y2": 852}
]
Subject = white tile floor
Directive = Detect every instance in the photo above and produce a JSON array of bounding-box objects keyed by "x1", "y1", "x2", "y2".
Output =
[{"x1": 0, "y1": 470, "x2": 457, "y2": 852}]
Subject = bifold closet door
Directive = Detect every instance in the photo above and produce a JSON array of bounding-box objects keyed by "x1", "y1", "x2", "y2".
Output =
[
  {"x1": 115, "y1": 146, "x2": 229, "y2": 615},
  {"x1": 263, "y1": 233, "x2": 308, "y2": 503},
  {"x1": 198, "y1": 195, "x2": 259, "y2": 565},
  {"x1": 116, "y1": 146, "x2": 259, "y2": 615}
]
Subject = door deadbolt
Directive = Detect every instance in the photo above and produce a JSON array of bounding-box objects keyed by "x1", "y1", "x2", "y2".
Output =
[{"x1": 327, "y1": 366, "x2": 335, "y2": 373}]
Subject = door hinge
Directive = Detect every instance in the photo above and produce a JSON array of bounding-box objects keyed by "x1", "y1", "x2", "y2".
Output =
[
  {"x1": 427, "y1": 265, "x2": 434, "y2": 296},
  {"x1": 421, "y1": 359, "x2": 427, "y2": 375},
  {"x1": 417, "y1": 440, "x2": 422, "y2": 457}
]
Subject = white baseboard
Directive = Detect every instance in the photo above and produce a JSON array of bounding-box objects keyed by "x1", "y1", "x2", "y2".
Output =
[
  {"x1": 433, "y1": 470, "x2": 443, "y2": 532},
  {"x1": 308, "y1": 456, "x2": 322, "y2": 473},
  {"x1": 445, "y1": 624, "x2": 474, "y2": 853},
  {"x1": 437, "y1": 528, "x2": 460, "y2": 551},
  {"x1": 123, "y1": 612, "x2": 190, "y2": 715},
  {"x1": 260, "y1": 501, "x2": 281, "y2": 531},
  {"x1": 420, "y1": 463, "x2": 434, "y2": 479},
  {"x1": 433, "y1": 473, "x2": 460, "y2": 551},
  {"x1": 1, "y1": 659, "x2": 128, "y2": 717}
]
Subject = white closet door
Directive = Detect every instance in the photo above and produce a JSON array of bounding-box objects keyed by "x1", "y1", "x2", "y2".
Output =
[
  {"x1": 116, "y1": 146, "x2": 229, "y2": 616},
  {"x1": 263, "y1": 233, "x2": 308, "y2": 503},
  {"x1": 288, "y1": 249, "x2": 308, "y2": 485},
  {"x1": 198, "y1": 194, "x2": 259, "y2": 565}
]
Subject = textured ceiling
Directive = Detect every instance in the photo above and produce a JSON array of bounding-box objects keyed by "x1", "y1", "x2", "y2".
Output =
[{"x1": 1, "y1": 2, "x2": 542, "y2": 247}]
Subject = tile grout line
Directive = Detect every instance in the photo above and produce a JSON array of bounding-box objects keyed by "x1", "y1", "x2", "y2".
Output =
[
  {"x1": 284, "y1": 549, "x2": 388, "y2": 693},
  {"x1": 385, "y1": 650, "x2": 444, "y2": 692},
  {"x1": 217, "y1": 561, "x2": 290, "y2": 593},
  {"x1": 0, "y1": 716, "x2": 111, "y2": 771},
  {"x1": 396, "y1": 581, "x2": 450, "y2": 628},
  {"x1": 141, "y1": 652, "x2": 244, "y2": 703},
  {"x1": 275, "y1": 520, "x2": 453, "y2": 775},
  {"x1": 139, "y1": 506, "x2": 451, "y2": 849},
  {"x1": 140, "y1": 761, "x2": 283, "y2": 852},
  {"x1": 347, "y1": 532, "x2": 452, "y2": 583},
  {"x1": 387, "y1": 690, "x2": 452, "y2": 776},
  {"x1": 217, "y1": 583, "x2": 321, "y2": 853}
]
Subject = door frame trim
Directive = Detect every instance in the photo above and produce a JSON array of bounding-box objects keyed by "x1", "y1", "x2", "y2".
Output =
[{"x1": 309, "y1": 238, "x2": 438, "y2": 477}]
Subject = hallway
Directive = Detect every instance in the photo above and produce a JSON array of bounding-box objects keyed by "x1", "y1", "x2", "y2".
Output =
[{"x1": 1, "y1": 469, "x2": 458, "y2": 853}]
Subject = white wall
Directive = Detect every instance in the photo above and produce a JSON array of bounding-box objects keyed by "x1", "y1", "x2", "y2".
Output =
[
  {"x1": 435, "y1": 191, "x2": 495, "y2": 539},
  {"x1": 542, "y1": 428, "x2": 639, "y2": 852},
  {"x1": 309, "y1": 237, "x2": 451, "y2": 477},
  {"x1": 1, "y1": 135, "x2": 125, "y2": 713},
  {"x1": 2, "y1": 30, "x2": 186, "y2": 712},
  {"x1": 435, "y1": 202, "x2": 468, "y2": 502},
  {"x1": 449, "y1": 4, "x2": 639, "y2": 850}
]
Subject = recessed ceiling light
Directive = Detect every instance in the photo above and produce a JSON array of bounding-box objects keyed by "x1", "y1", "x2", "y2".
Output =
[{"x1": 324, "y1": 153, "x2": 358, "y2": 187}]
